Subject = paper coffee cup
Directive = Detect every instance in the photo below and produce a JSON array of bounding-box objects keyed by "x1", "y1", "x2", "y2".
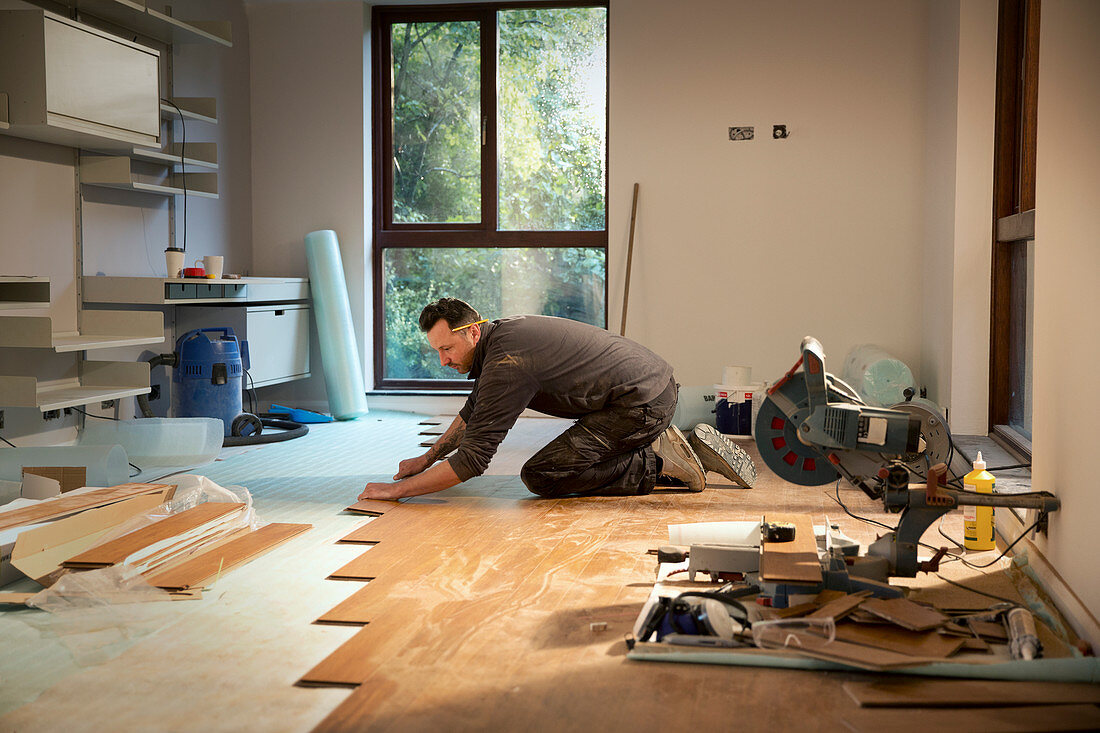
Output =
[{"x1": 165, "y1": 248, "x2": 184, "y2": 278}]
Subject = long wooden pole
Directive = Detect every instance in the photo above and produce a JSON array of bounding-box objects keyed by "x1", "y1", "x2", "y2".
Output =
[{"x1": 620, "y1": 182, "x2": 639, "y2": 337}]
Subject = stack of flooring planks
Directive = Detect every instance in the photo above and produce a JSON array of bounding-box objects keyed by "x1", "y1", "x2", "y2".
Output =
[{"x1": 1, "y1": 482, "x2": 312, "y2": 599}]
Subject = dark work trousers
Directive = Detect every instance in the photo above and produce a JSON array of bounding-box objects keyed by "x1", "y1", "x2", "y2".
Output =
[{"x1": 520, "y1": 377, "x2": 678, "y2": 497}]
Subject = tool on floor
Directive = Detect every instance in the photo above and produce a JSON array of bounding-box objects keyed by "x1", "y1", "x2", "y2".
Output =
[
  {"x1": 268, "y1": 404, "x2": 334, "y2": 424},
  {"x1": 1006, "y1": 607, "x2": 1043, "y2": 660},
  {"x1": 754, "y1": 336, "x2": 1061, "y2": 579}
]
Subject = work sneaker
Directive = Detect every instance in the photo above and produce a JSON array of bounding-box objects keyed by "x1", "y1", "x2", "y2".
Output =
[
  {"x1": 653, "y1": 425, "x2": 706, "y2": 492},
  {"x1": 688, "y1": 424, "x2": 757, "y2": 488}
]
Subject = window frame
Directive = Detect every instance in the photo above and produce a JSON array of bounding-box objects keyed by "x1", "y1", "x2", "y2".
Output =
[
  {"x1": 989, "y1": 0, "x2": 1039, "y2": 458},
  {"x1": 371, "y1": 1, "x2": 610, "y2": 390}
]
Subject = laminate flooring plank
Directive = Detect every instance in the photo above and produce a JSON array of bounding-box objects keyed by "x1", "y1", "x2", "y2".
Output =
[
  {"x1": 146, "y1": 523, "x2": 312, "y2": 590},
  {"x1": 336, "y1": 504, "x2": 443, "y2": 545},
  {"x1": 0, "y1": 483, "x2": 175, "y2": 532},
  {"x1": 63, "y1": 502, "x2": 245, "y2": 567},
  {"x1": 345, "y1": 499, "x2": 401, "y2": 516},
  {"x1": 302, "y1": 495, "x2": 563, "y2": 685}
]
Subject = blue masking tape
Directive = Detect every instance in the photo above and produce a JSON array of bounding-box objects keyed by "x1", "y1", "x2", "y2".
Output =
[{"x1": 304, "y1": 230, "x2": 369, "y2": 420}]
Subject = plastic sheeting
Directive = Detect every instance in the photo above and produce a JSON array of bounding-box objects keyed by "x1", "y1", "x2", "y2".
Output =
[
  {"x1": 0, "y1": 445, "x2": 129, "y2": 488},
  {"x1": 79, "y1": 418, "x2": 223, "y2": 474},
  {"x1": 841, "y1": 344, "x2": 917, "y2": 407},
  {"x1": 304, "y1": 229, "x2": 369, "y2": 420}
]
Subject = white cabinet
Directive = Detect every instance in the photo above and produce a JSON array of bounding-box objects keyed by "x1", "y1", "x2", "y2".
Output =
[
  {"x1": 175, "y1": 305, "x2": 311, "y2": 389},
  {"x1": 0, "y1": 9, "x2": 161, "y2": 149}
]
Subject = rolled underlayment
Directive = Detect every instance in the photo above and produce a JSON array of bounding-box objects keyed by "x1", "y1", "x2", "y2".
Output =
[
  {"x1": 304, "y1": 229, "x2": 369, "y2": 420},
  {"x1": 841, "y1": 344, "x2": 917, "y2": 407},
  {"x1": 0, "y1": 445, "x2": 129, "y2": 489}
]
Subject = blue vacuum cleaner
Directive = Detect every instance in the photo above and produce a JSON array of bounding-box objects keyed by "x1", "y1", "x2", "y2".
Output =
[{"x1": 137, "y1": 327, "x2": 308, "y2": 446}]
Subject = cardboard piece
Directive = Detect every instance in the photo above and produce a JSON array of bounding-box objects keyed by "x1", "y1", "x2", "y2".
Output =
[
  {"x1": 22, "y1": 466, "x2": 86, "y2": 495},
  {"x1": 0, "y1": 591, "x2": 34, "y2": 604},
  {"x1": 808, "y1": 591, "x2": 872, "y2": 620},
  {"x1": 833, "y1": 622, "x2": 965, "y2": 658},
  {"x1": 20, "y1": 473, "x2": 61, "y2": 500},
  {"x1": 860, "y1": 597, "x2": 948, "y2": 631},
  {"x1": 753, "y1": 625, "x2": 940, "y2": 671}
]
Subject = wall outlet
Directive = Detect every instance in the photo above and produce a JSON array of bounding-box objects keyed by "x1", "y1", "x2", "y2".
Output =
[
  {"x1": 773, "y1": 124, "x2": 789, "y2": 139},
  {"x1": 729, "y1": 126, "x2": 754, "y2": 141},
  {"x1": 100, "y1": 400, "x2": 116, "y2": 409},
  {"x1": 0, "y1": 410, "x2": 4, "y2": 429},
  {"x1": 43, "y1": 409, "x2": 61, "y2": 421}
]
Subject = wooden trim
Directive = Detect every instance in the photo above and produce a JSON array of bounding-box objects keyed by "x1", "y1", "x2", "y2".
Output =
[
  {"x1": 376, "y1": 230, "x2": 607, "y2": 247},
  {"x1": 996, "y1": 209, "x2": 1035, "y2": 242}
]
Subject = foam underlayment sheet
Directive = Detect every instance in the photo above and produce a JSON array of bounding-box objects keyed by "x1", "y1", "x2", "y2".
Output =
[{"x1": 78, "y1": 418, "x2": 222, "y2": 479}]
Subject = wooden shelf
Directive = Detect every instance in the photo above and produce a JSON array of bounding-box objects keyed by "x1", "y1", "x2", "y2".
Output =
[
  {"x1": 0, "y1": 361, "x2": 150, "y2": 411},
  {"x1": 130, "y1": 142, "x2": 218, "y2": 170},
  {"x1": 0, "y1": 276, "x2": 50, "y2": 310},
  {"x1": 62, "y1": 0, "x2": 232, "y2": 47},
  {"x1": 80, "y1": 155, "x2": 218, "y2": 199},
  {"x1": 0, "y1": 311, "x2": 163, "y2": 352},
  {"x1": 161, "y1": 97, "x2": 217, "y2": 125}
]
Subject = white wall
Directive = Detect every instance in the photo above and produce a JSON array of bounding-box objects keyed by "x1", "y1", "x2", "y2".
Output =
[
  {"x1": 921, "y1": 0, "x2": 997, "y2": 433},
  {"x1": 608, "y1": 0, "x2": 928, "y2": 392},
  {"x1": 245, "y1": 0, "x2": 370, "y2": 408},
  {"x1": 1029, "y1": 0, "x2": 1100, "y2": 629}
]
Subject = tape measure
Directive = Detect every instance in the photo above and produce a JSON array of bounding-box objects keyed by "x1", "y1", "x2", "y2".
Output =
[{"x1": 763, "y1": 522, "x2": 796, "y2": 543}]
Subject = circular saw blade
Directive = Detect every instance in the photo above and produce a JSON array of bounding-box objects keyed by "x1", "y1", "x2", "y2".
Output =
[{"x1": 754, "y1": 377, "x2": 840, "y2": 486}]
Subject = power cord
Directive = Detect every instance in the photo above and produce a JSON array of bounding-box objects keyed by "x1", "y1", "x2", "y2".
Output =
[
  {"x1": 0, "y1": 434, "x2": 16, "y2": 448},
  {"x1": 161, "y1": 98, "x2": 188, "y2": 253}
]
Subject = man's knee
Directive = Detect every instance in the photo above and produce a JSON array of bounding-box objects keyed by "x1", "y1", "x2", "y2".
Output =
[{"x1": 520, "y1": 462, "x2": 563, "y2": 498}]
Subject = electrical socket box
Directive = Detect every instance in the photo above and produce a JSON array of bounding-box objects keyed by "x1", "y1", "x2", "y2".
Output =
[{"x1": 729, "y1": 126, "x2": 754, "y2": 141}]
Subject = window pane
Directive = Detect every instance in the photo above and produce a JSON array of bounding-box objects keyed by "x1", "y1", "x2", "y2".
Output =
[
  {"x1": 391, "y1": 21, "x2": 481, "y2": 223},
  {"x1": 383, "y1": 247, "x2": 606, "y2": 380},
  {"x1": 498, "y1": 8, "x2": 607, "y2": 231}
]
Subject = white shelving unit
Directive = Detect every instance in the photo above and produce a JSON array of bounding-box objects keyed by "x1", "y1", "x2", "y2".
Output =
[
  {"x1": 0, "y1": 362, "x2": 151, "y2": 412},
  {"x1": 0, "y1": 276, "x2": 50, "y2": 310},
  {"x1": 0, "y1": 311, "x2": 163, "y2": 352},
  {"x1": 83, "y1": 276, "x2": 308, "y2": 305},
  {"x1": 129, "y1": 142, "x2": 218, "y2": 170},
  {"x1": 54, "y1": 0, "x2": 232, "y2": 47},
  {"x1": 161, "y1": 97, "x2": 217, "y2": 125},
  {"x1": 80, "y1": 155, "x2": 219, "y2": 199}
]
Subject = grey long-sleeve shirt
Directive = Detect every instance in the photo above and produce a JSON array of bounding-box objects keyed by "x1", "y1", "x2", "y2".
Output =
[{"x1": 448, "y1": 315, "x2": 674, "y2": 481}]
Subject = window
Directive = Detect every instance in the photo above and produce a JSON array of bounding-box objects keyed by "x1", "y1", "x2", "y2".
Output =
[
  {"x1": 990, "y1": 0, "x2": 1039, "y2": 455},
  {"x1": 372, "y1": 3, "x2": 608, "y2": 388}
]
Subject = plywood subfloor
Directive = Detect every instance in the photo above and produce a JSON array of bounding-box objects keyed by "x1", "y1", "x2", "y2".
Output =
[{"x1": 0, "y1": 412, "x2": 1082, "y2": 732}]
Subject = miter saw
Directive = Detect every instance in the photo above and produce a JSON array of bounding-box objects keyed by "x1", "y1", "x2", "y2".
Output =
[{"x1": 754, "y1": 336, "x2": 1061, "y2": 579}]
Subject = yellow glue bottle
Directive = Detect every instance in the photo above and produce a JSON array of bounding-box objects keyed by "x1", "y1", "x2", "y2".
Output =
[{"x1": 963, "y1": 451, "x2": 996, "y2": 550}]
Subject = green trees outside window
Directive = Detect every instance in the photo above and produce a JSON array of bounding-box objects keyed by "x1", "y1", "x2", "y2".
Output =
[{"x1": 375, "y1": 5, "x2": 608, "y2": 385}]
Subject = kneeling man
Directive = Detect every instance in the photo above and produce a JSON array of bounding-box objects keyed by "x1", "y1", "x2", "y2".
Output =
[{"x1": 359, "y1": 298, "x2": 754, "y2": 501}]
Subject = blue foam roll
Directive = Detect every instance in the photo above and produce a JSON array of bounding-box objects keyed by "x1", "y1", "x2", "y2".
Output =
[{"x1": 304, "y1": 230, "x2": 369, "y2": 420}]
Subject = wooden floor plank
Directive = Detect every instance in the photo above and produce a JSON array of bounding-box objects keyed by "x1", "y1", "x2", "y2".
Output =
[
  {"x1": 841, "y1": 704, "x2": 1100, "y2": 733},
  {"x1": 145, "y1": 522, "x2": 312, "y2": 590},
  {"x1": 62, "y1": 502, "x2": 245, "y2": 568}
]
